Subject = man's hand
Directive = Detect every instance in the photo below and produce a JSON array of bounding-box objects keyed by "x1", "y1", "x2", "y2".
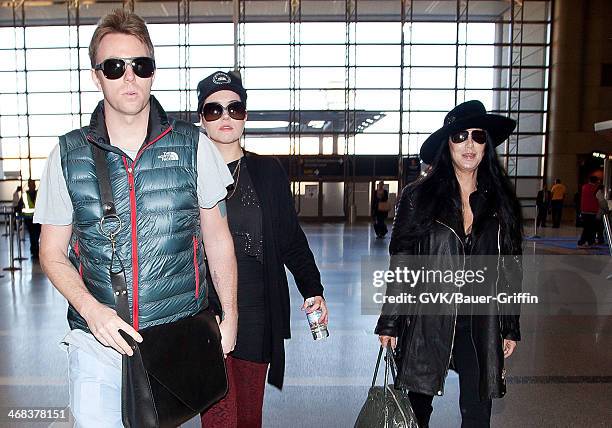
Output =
[
  {"x1": 503, "y1": 339, "x2": 517, "y2": 358},
  {"x1": 81, "y1": 300, "x2": 142, "y2": 356},
  {"x1": 218, "y1": 315, "x2": 237, "y2": 357},
  {"x1": 379, "y1": 335, "x2": 397, "y2": 349},
  {"x1": 301, "y1": 296, "x2": 328, "y2": 325}
]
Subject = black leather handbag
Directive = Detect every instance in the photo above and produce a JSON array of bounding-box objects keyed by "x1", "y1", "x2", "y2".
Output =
[
  {"x1": 354, "y1": 346, "x2": 419, "y2": 428},
  {"x1": 92, "y1": 144, "x2": 228, "y2": 427}
]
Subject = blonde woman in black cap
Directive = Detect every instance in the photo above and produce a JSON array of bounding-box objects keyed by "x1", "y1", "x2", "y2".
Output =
[
  {"x1": 197, "y1": 71, "x2": 329, "y2": 427},
  {"x1": 376, "y1": 100, "x2": 523, "y2": 427}
]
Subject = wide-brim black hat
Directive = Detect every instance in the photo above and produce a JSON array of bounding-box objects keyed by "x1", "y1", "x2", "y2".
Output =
[{"x1": 419, "y1": 100, "x2": 516, "y2": 164}]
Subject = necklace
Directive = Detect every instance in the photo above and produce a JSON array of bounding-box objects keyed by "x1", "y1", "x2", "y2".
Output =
[{"x1": 226, "y1": 158, "x2": 242, "y2": 200}]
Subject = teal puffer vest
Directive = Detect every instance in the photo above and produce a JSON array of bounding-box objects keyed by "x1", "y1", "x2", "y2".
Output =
[{"x1": 60, "y1": 99, "x2": 208, "y2": 332}]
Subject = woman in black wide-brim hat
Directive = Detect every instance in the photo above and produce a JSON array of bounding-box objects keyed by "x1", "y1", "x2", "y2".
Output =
[{"x1": 375, "y1": 100, "x2": 523, "y2": 427}]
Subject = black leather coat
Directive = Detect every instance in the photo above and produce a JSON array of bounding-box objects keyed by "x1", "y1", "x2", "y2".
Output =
[{"x1": 375, "y1": 185, "x2": 522, "y2": 401}]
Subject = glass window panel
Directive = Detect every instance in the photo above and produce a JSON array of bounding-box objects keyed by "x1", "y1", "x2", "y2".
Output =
[
  {"x1": 25, "y1": 26, "x2": 69, "y2": 48},
  {"x1": 298, "y1": 67, "x2": 346, "y2": 89},
  {"x1": 20, "y1": 158, "x2": 30, "y2": 178},
  {"x1": 26, "y1": 48, "x2": 72, "y2": 70},
  {"x1": 150, "y1": 90, "x2": 194, "y2": 113},
  {"x1": 517, "y1": 112, "x2": 544, "y2": 133},
  {"x1": 409, "y1": 45, "x2": 457, "y2": 66},
  {"x1": 188, "y1": 23, "x2": 233, "y2": 45},
  {"x1": 243, "y1": 89, "x2": 290, "y2": 111},
  {"x1": 189, "y1": 46, "x2": 234, "y2": 68},
  {"x1": 0, "y1": 49, "x2": 24, "y2": 71},
  {"x1": 242, "y1": 68, "x2": 291, "y2": 89},
  {"x1": 406, "y1": 90, "x2": 455, "y2": 111},
  {"x1": 519, "y1": 46, "x2": 548, "y2": 67},
  {"x1": 458, "y1": 67, "x2": 495, "y2": 89},
  {"x1": 456, "y1": 90, "x2": 494, "y2": 110},
  {"x1": 29, "y1": 115, "x2": 77, "y2": 137},
  {"x1": 357, "y1": 45, "x2": 401, "y2": 66},
  {"x1": 0, "y1": 71, "x2": 26, "y2": 93},
  {"x1": 463, "y1": 23, "x2": 496, "y2": 44},
  {"x1": 0, "y1": 27, "x2": 24, "y2": 49},
  {"x1": 299, "y1": 89, "x2": 347, "y2": 110},
  {"x1": 355, "y1": 89, "x2": 399, "y2": 110},
  {"x1": 403, "y1": 111, "x2": 446, "y2": 134},
  {"x1": 363, "y1": 112, "x2": 399, "y2": 133},
  {"x1": 301, "y1": 45, "x2": 346, "y2": 67},
  {"x1": 515, "y1": 135, "x2": 544, "y2": 155},
  {"x1": 458, "y1": 45, "x2": 495, "y2": 67},
  {"x1": 522, "y1": 24, "x2": 548, "y2": 43},
  {"x1": 2, "y1": 159, "x2": 22, "y2": 175},
  {"x1": 28, "y1": 93, "x2": 73, "y2": 115},
  {"x1": 243, "y1": 136, "x2": 289, "y2": 155},
  {"x1": 517, "y1": 68, "x2": 547, "y2": 88},
  {"x1": 244, "y1": 23, "x2": 290, "y2": 44},
  {"x1": 79, "y1": 47, "x2": 92, "y2": 69},
  {"x1": 355, "y1": 22, "x2": 400, "y2": 43},
  {"x1": 300, "y1": 22, "x2": 345, "y2": 44},
  {"x1": 152, "y1": 68, "x2": 182, "y2": 90},
  {"x1": 356, "y1": 68, "x2": 400, "y2": 88},
  {"x1": 0, "y1": 116, "x2": 28, "y2": 137},
  {"x1": 523, "y1": 2, "x2": 550, "y2": 21},
  {"x1": 30, "y1": 158, "x2": 46, "y2": 180},
  {"x1": 244, "y1": 45, "x2": 291, "y2": 67},
  {"x1": 408, "y1": 67, "x2": 456, "y2": 89},
  {"x1": 80, "y1": 91, "x2": 102, "y2": 113},
  {"x1": 27, "y1": 70, "x2": 73, "y2": 93},
  {"x1": 29, "y1": 137, "x2": 58, "y2": 158},
  {"x1": 411, "y1": 23, "x2": 457, "y2": 44},
  {"x1": 153, "y1": 46, "x2": 181, "y2": 68},
  {"x1": 0, "y1": 137, "x2": 27, "y2": 158},
  {"x1": 516, "y1": 157, "x2": 541, "y2": 176},
  {"x1": 294, "y1": 137, "x2": 320, "y2": 155},
  {"x1": 148, "y1": 24, "x2": 180, "y2": 46},
  {"x1": 0, "y1": 94, "x2": 27, "y2": 115},
  {"x1": 354, "y1": 134, "x2": 399, "y2": 155},
  {"x1": 80, "y1": 70, "x2": 100, "y2": 92}
]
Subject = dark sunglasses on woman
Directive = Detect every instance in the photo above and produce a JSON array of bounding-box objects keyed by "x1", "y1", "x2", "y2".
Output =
[
  {"x1": 94, "y1": 57, "x2": 156, "y2": 80},
  {"x1": 201, "y1": 101, "x2": 247, "y2": 122},
  {"x1": 450, "y1": 129, "x2": 487, "y2": 144}
]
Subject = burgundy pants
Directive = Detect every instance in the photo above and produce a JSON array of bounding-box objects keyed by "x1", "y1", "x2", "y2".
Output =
[{"x1": 201, "y1": 355, "x2": 269, "y2": 428}]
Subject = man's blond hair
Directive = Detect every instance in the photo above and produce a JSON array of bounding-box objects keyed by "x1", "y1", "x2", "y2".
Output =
[{"x1": 89, "y1": 9, "x2": 154, "y2": 67}]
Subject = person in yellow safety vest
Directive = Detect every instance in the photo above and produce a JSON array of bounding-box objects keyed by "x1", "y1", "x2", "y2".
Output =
[{"x1": 22, "y1": 179, "x2": 40, "y2": 259}]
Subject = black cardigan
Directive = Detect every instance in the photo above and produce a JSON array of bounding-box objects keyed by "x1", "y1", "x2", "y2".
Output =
[{"x1": 208, "y1": 151, "x2": 324, "y2": 389}]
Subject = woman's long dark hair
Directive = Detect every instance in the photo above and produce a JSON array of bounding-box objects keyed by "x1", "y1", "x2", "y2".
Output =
[{"x1": 399, "y1": 132, "x2": 523, "y2": 253}]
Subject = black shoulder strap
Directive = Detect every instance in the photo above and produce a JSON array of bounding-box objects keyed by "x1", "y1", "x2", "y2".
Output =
[{"x1": 92, "y1": 145, "x2": 131, "y2": 326}]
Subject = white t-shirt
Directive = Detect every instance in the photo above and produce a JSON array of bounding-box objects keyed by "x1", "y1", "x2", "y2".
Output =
[{"x1": 34, "y1": 130, "x2": 232, "y2": 225}]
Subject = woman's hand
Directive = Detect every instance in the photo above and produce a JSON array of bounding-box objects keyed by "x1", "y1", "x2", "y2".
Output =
[
  {"x1": 301, "y1": 296, "x2": 328, "y2": 325},
  {"x1": 503, "y1": 339, "x2": 517, "y2": 358},
  {"x1": 379, "y1": 335, "x2": 397, "y2": 349}
]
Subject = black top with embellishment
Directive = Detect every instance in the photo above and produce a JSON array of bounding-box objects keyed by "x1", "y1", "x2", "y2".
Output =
[{"x1": 226, "y1": 157, "x2": 270, "y2": 363}]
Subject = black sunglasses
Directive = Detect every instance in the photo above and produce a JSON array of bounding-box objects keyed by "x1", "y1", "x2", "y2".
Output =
[
  {"x1": 93, "y1": 57, "x2": 156, "y2": 80},
  {"x1": 450, "y1": 129, "x2": 487, "y2": 145},
  {"x1": 201, "y1": 101, "x2": 247, "y2": 122}
]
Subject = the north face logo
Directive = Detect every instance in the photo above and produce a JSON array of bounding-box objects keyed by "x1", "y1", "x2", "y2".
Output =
[{"x1": 158, "y1": 152, "x2": 179, "y2": 161}]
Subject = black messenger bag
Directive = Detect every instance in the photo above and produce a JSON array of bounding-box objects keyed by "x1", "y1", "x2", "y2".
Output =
[{"x1": 91, "y1": 144, "x2": 228, "y2": 427}]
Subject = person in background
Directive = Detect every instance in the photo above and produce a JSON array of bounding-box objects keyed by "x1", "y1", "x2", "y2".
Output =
[
  {"x1": 536, "y1": 184, "x2": 551, "y2": 228},
  {"x1": 371, "y1": 180, "x2": 390, "y2": 238},
  {"x1": 22, "y1": 178, "x2": 41, "y2": 259},
  {"x1": 197, "y1": 70, "x2": 328, "y2": 428},
  {"x1": 12, "y1": 185, "x2": 22, "y2": 214},
  {"x1": 578, "y1": 176, "x2": 600, "y2": 248},
  {"x1": 550, "y1": 178, "x2": 567, "y2": 228},
  {"x1": 595, "y1": 183, "x2": 607, "y2": 245}
]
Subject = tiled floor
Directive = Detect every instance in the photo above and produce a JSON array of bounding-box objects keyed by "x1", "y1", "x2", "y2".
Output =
[{"x1": 0, "y1": 222, "x2": 610, "y2": 427}]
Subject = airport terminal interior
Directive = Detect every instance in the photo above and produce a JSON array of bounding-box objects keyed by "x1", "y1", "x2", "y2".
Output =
[{"x1": 0, "y1": 0, "x2": 611, "y2": 426}]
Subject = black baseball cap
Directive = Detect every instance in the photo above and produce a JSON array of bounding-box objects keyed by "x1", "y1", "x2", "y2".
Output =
[{"x1": 196, "y1": 70, "x2": 247, "y2": 114}]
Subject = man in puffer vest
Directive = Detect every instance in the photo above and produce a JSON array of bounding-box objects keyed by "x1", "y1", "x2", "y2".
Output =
[{"x1": 34, "y1": 9, "x2": 238, "y2": 427}]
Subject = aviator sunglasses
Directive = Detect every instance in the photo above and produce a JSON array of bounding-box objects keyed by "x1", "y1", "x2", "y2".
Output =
[
  {"x1": 201, "y1": 101, "x2": 247, "y2": 122},
  {"x1": 94, "y1": 57, "x2": 156, "y2": 80},
  {"x1": 450, "y1": 129, "x2": 487, "y2": 145}
]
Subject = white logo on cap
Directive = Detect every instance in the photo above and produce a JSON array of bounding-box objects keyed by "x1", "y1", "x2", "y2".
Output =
[{"x1": 212, "y1": 72, "x2": 231, "y2": 85}]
